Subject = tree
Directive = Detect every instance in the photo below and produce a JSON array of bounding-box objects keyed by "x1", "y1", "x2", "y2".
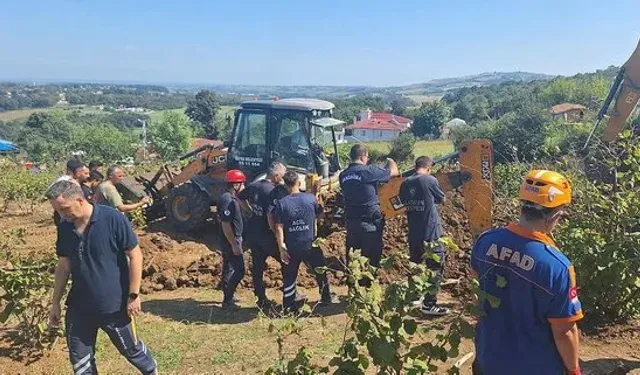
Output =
[
  {"x1": 390, "y1": 96, "x2": 414, "y2": 116},
  {"x1": 185, "y1": 90, "x2": 219, "y2": 139},
  {"x1": 411, "y1": 101, "x2": 451, "y2": 138},
  {"x1": 150, "y1": 112, "x2": 194, "y2": 161},
  {"x1": 387, "y1": 132, "x2": 416, "y2": 165}
]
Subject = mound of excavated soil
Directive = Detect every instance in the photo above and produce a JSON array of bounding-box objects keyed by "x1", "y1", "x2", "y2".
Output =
[{"x1": 139, "y1": 190, "x2": 514, "y2": 296}]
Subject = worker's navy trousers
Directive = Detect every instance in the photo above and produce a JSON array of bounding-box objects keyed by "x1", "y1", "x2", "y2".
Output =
[
  {"x1": 409, "y1": 240, "x2": 446, "y2": 306},
  {"x1": 65, "y1": 306, "x2": 156, "y2": 375},
  {"x1": 221, "y1": 242, "x2": 245, "y2": 303},
  {"x1": 282, "y1": 246, "x2": 330, "y2": 309},
  {"x1": 248, "y1": 236, "x2": 280, "y2": 303},
  {"x1": 345, "y1": 216, "x2": 385, "y2": 286}
]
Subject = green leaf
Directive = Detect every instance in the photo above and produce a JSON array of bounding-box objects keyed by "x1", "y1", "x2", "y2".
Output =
[
  {"x1": 403, "y1": 319, "x2": 417, "y2": 335},
  {"x1": 390, "y1": 315, "x2": 402, "y2": 332},
  {"x1": 487, "y1": 294, "x2": 501, "y2": 309},
  {"x1": 426, "y1": 252, "x2": 441, "y2": 263},
  {"x1": 496, "y1": 274, "x2": 508, "y2": 288}
]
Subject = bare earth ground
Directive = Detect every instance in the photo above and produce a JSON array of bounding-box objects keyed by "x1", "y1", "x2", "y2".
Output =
[{"x1": 0, "y1": 202, "x2": 639, "y2": 374}]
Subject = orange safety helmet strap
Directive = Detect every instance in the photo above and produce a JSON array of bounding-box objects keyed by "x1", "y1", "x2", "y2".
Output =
[{"x1": 518, "y1": 170, "x2": 571, "y2": 208}]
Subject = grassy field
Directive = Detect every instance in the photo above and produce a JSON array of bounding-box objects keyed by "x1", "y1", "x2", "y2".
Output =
[
  {"x1": 364, "y1": 139, "x2": 453, "y2": 159},
  {"x1": 148, "y1": 106, "x2": 237, "y2": 124},
  {"x1": 0, "y1": 105, "x2": 107, "y2": 122}
]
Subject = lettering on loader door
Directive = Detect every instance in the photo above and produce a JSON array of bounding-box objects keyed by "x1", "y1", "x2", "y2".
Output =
[
  {"x1": 211, "y1": 155, "x2": 227, "y2": 164},
  {"x1": 481, "y1": 154, "x2": 491, "y2": 181}
]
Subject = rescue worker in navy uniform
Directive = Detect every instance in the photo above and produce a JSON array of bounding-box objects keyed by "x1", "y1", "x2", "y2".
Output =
[
  {"x1": 399, "y1": 156, "x2": 449, "y2": 316},
  {"x1": 237, "y1": 162, "x2": 287, "y2": 309},
  {"x1": 339, "y1": 144, "x2": 398, "y2": 285},
  {"x1": 217, "y1": 169, "x2": 247, "y2": 310},
  {"x1": 274, "y1": 171, "x2": 335, "y2": 312},
  {"x1": 46, "y1": 180, "x2": 157, "y2": 375}
]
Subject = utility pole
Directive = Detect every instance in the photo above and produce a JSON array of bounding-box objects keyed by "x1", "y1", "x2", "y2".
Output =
[{"x1": 137, "y1": 119, "x2": 147, "y2": 161}]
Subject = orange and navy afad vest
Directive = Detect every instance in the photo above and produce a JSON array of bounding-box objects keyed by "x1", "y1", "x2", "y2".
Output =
[{"x1": 471, "y1": 223, "x2": 583, "y2": 375}]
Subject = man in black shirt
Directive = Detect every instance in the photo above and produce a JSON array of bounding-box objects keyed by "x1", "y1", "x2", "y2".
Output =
[
  {"x1": 399, "y1": 156, "x2": 448, "y2": 316},
  {"x1": 274, "y1": 171, "x2": 334, "y2": 312},
  {"x1": 339, "y1": 144, "x2": 398, "y2": 285},
  {"x1": 46, "y1": 180, "x2": 157, "y2": 375},
  {"x1": 237, "y1": 162, "x2": 286, "y2": 309},
  {"x1": 217, "y1": 169, "x2": 247, "y2": 310}
]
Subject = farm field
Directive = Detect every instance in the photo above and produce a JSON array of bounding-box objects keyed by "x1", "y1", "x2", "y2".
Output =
[
  {"x1": 0, "y1": 105, "x2": 107, "y2": 122},
  {"x1": 0, "y1": 191, "x2": 638, "y2": 374}
]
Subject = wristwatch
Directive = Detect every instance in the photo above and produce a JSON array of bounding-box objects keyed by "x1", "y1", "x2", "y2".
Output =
[{"x1": 128, "y1": 292, "x2": 139, "y2": 300}]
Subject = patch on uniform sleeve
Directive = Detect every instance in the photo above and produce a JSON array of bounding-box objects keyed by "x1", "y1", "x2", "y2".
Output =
[
  {"x1": 568, "y1": 266, "x2": 579, "y2": 303},
  {"x1": 224, "y1": 210, "x2": 231, "y2": 216}
]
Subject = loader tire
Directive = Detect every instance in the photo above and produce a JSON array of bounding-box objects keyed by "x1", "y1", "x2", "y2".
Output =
[{"x1": 165, "y1": 183, "x2": 211, "y2": 232}]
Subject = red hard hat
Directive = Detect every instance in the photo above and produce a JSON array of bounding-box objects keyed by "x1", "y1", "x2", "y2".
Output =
[{"x1": 225, "y1": 169, "x2": 246, "y2": 183}]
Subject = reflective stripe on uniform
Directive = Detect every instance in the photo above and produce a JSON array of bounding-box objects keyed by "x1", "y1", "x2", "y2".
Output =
[{"x1": 73, "y1": 353, "x2": 91, "y2": 370}]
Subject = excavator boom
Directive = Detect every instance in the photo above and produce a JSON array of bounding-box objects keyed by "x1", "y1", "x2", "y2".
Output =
[
  {"x1": 378, "y1": 139, "x2": 494, "y2": 238},
  {"x1": 584, "y1": 38, "x2": 640, "y2": 148}
]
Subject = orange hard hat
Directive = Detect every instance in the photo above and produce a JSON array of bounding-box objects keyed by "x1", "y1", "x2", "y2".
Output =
[
  {"x1": 519, "y1": 170, "x2": 571, "y2": 208},
  {"x1": 225, "y1": 169, "x2": 246, "y2": 183}
]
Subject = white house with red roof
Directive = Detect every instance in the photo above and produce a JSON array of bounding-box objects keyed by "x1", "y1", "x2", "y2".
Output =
[{"x1": 345, "y1": 109, "x2": 412, "y2": 142}]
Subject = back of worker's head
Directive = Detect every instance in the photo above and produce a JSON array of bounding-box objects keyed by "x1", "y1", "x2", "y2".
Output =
[
  {"x1": 518, "y1": 170, "x2": 571, "y2": 230},
  {"x1": 283, "y1": 171, "x2": 299, "y2": 189},
  {"x1": 415, "y1": 156, "x2": 434, "y2": 173},
  {"x1": 268, "y1": 161, "x2": 286, "y2": 182},
  {"x1": 88, "y1": 170, "x2": 104, "y2": 187},
  {"x1": 88, "y1": 160, "x2": 103, "y2": 172},
  {"x1": 350, "y1": 144, "x2": 368, "y2": 163},
  {"x1": 66, "y1": 159, "x2": 84, "y2": 174}
]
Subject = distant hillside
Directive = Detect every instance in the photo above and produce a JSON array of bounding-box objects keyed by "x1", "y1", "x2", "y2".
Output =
[
  {"x1": 196, "y1": 71, "x2": 555, "y2": 99},
  {"x1": 390, "y1": 71, "x2": 555, "y2": 95}
]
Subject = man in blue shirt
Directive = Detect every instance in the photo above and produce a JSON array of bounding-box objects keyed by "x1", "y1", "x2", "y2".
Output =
[
  {"x1": 274, "y1": 171, "x2": 335, "y2": 312},
  {"x1": 339, "y1": 144, "x2": 398, "y2": 286},
  {"x1": 217, "y1": 169, "x2": 247, "y2": 310},
  {"x1": 470, "y1": 170, "x2": 582, "y2": 375},
  {"x1": 399, "y1": 156, "x2": 448, "y2": 316},
  {"x1": 46, "y1": 180, "x2": 157, "y2": 375},
  {"x1": 237, "y1": 161, "x2": 287, "y2": 309}
]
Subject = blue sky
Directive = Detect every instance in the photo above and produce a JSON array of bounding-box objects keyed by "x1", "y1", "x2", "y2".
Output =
[{"x1": 1, "y1": 0, "x2": 639, "y2": 86}]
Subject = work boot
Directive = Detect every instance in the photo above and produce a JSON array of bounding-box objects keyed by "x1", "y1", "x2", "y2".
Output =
[
  {"x1": 421, "y1": 303, "x2": 449, "y2": 317},
  {"x1": 319, "y1": 293, "x2": 340, "y2": 306},
  {"x1": 257, "y1": 298, "x2": 276, "y2": 311},
  {"x1": 222, "y1": 300, "x2": 241, "y2": 310}
]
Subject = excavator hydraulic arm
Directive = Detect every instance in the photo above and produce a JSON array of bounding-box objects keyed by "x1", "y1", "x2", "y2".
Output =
[
  {"x1": 378, "y1": 139, "x2": 494, "y2": 238},
  {"x1": 584, "y1": 38, "x2": 640, "y2": 148}
]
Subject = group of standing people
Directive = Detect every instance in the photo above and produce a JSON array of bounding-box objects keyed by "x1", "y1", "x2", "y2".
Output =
[
  {"x1": 44, "y1": 143, "x2": 583, "y2": 375},
  {"x1": 46, "y1": 160, "x2": 158, "y2": 375}
]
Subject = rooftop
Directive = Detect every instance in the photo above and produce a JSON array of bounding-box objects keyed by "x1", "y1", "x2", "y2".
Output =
[
  {"x1": 346, "y1": 119, "x2": 406, "y2": 131},
  {"x1": 550, "y1": 103, "x2": 586, "y2": 115},
  {"x1": 241, "y1": 98, "x2": 335, "y2": 111}
]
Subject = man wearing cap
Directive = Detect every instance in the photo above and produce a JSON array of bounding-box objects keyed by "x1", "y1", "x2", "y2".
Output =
[
  {"x1": 470, "y1": 170, "x2": 583, "y2": 375},
  {"x1": 217, "y1": 169, "x2": 247, "y2": 310}
]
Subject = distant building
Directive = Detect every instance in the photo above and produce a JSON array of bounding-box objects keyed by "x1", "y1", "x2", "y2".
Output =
[
  {"x1": 550, "y1": 103, "x2": 586, "y2": 123},
  {"x1": 441, "y1": 118, "x2": 467, "y2": 139},
  {"x1": 345, "y1": 109, "x2": 412, "y2": 142}
]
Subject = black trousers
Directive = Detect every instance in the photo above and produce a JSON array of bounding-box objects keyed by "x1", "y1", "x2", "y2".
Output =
[
  {"x1": 221, "y1": 241, "x2": 245, "y2": 303},
  {"x1": 248, "y1": 236, "x2": 281, "y2": 302},
  {"x1": 282, "y1": 246, "x2": 330, "y2": 308},
  {"x1": 65, "y1": 307, "x2": 157, "y2": 375},
  {"x1": 345, "y1": 217, "x2": 385, "y2": 268},
  {"x1": 409, "y1": 240, "x2": 445, "y2": 306}
]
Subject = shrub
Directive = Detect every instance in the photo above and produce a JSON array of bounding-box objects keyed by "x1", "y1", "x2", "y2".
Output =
[
  {"x1": 387, "y1": 132, "x2": 416, "y2": 166},
  {"x1": 555, "y1": 132, "x2": 640, "y2": 324},
  {"x1": 0, "y1": 161, "x2": 57, "y2": 212}
]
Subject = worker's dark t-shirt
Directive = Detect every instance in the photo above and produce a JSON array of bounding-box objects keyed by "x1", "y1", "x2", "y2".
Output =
[
  {"x1": 238, "y1": 180, "x2": 275, "y2": 243},
  {"x1": 56, "y1": 204, "x2": 138, "y2": 315},
  {"x1": 274, "y1": 193, "x2": 322, "y2": 251},
  {"x1": 339, "y1": 163, "x2": 391, "y2": 220},
  {"x1": 266, "y1": 184, "x2": 290, "y2": 214},
  {"x1": 399, "y1": 174, "x2": 445, "y2": 246},
  {"x1": 217, "y1": 192, "x2": 243, "y2": 249},
  {"x1": 81, "y1": 184, "x2": 93, "y2": 200}
]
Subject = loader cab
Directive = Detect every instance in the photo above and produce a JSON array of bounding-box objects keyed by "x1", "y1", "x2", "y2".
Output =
[{"x1": 227, "y1": 98, "x2": 344, "y2": 185}]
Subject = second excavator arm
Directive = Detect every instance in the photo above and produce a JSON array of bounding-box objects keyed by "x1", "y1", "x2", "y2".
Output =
[{"x1": 583, "y1": 38, "x2": 640, "y2": 149}]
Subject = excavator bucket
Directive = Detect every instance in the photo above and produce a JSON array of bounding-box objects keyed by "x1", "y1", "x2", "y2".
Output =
[
  {"x1": 378, "y1": 139, "x2": 494, "y2": 238},
  {"x1": 603, "y1": 39, "x2": 640, "y2": 142}
]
